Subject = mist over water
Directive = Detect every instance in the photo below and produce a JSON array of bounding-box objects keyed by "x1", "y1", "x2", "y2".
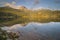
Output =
[{"x1": 1, "y1": 22, "x2": 60, "y2": 40}]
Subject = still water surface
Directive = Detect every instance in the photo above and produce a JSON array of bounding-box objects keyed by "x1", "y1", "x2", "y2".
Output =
[{"x1": 1, "y1": 22, "x2": 60, "y2": 40}]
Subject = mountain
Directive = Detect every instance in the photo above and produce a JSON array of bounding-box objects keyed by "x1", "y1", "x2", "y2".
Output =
[
  {"x1": 0, "y1": 6, "x2": 60, "y2": 26},
  {"x1": 19, "y1": 6, "x2": 27, "y2": 10},
  {"x1": 0, "y1": 6, "x2": 31, "y2": 26}
]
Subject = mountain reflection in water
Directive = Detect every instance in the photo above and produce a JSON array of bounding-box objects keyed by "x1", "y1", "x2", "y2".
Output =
[{"x1": 1, "y1": 22, "x2": 60, "y2": 40}]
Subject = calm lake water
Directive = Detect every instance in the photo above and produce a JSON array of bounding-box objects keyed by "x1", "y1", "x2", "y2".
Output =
[{"x1": 1, "y1": 22, "x2": 60, "y2": 40}]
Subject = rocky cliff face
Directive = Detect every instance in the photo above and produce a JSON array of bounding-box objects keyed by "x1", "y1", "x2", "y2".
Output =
[{"x1": 19, "y1": 6, "x2": 27, "y2": 10}]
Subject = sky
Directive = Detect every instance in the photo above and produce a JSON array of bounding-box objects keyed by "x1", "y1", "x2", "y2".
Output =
[{"x1": 0, "y1": 0, "x2": 60, "y2": 10}]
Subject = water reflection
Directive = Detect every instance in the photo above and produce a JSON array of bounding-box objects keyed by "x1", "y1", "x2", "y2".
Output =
[{"x1": 1, "y1": 22, "x2": 60, "y2": 40}]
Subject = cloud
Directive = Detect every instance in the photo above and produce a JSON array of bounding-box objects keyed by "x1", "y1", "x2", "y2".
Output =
[
  {"x1": 0, "y1": 1, "x2": 17, "y2": 7},
  {"x1": 54, "y1": 0, "x2": 60, "y2": 4},
  {"x1": 8, "y1": 1, "x2": 16, "y2": 5},
  {"x1": 12, "y1": 1, "x2": 16, "y2": 5},
  {"x1": 0, "y1": 2, "x2": 5, "y2": 4},
  {"x1": 4, "y1": 2, "x2": 19, "y2": 9},
  {"x1": 0, "y1": 2, "x2": 7, "y2": 6},
  {"x1": 0, "y1": 0, "x2": 40, "y2": 9},
  {"x1": 30, "y1": 0, "x2": 40, "y2": 9},
  {"x1": 34, "y1": 0, "x2": 40, "y2": 5},
  {"x1": 33, "y1": 7, "x2": 54, "y2": 10}
]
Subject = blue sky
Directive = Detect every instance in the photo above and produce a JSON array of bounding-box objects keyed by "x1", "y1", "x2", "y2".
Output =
[{"x1": 0, "y1": 0, "x2": 60, "y2": 10}]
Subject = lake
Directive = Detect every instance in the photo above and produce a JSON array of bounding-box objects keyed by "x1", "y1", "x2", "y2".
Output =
[{"x1": 1, "y1": 22, "x2": 60, "y2": 40}]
